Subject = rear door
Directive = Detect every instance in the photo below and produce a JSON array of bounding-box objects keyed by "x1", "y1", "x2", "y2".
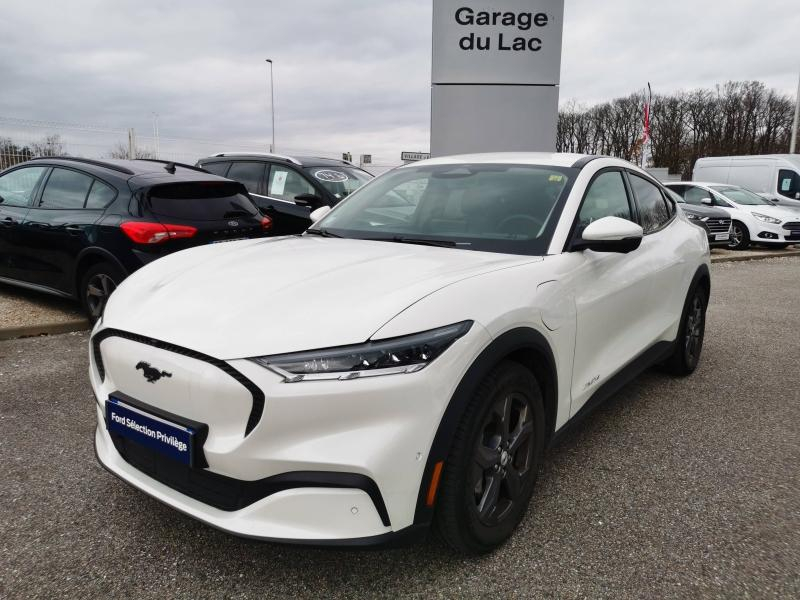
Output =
[
  {"x1": 0, "y1": 165, "x2": 47, "y2": 282},
  {"x1": 625, "y1": 172, "x2": 687, "y2": 342},
  {"x1": 255, "y1": 163, "x2": 319, "y2": 235},
  {"x1": 143, "y1": 181, "x2": 267, "y2": 253}
]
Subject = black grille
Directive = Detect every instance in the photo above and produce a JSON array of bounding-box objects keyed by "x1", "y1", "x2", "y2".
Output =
[
  {"x1": 783, "y1": 221, "x2": 800, "y2": 232},
  {"x1": 110, "y1": 433, "x2": 391, "y2": 526},
  {"x1": 705, "y1": 218, "x2": 731, "y2": 233},
  {"x1": 92, "y1": 328, "x2": 264, "y2": 436}
]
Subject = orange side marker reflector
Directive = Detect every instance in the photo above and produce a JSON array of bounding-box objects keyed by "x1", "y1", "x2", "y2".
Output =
[{"x1": 426, "y1": 461, "x2": 444, "y2": 507}]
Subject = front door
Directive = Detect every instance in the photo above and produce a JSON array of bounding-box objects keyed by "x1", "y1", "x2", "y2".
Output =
[
  {"x1": 566, "y1": 169, "x2": 655, "y2": 414},
  {"x1": 0, "y1": 165, "x2": 47, "y2": 283}
]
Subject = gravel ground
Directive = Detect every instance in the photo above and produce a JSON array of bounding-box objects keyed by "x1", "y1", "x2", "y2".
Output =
[
  {"x1": 0, "y1": 282, "x2": 85, "y2": 330},
  {"x1": 1, "y1": 257, "x2": 799, "y2": 599}
]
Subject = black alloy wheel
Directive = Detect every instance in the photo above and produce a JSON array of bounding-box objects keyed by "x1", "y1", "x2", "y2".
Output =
[
  {"x1": 473, "y1": 392, "x2": 534, "y2": 526},
  {"x1": 664, "y1": 285, "x2": 707, "y2": 375},
  {"x1": 434, "y1": 361, "x2": 545, "y2": 554},
  {"x1": 683, "y1": 292, "x2": 704, "y2": 369}
]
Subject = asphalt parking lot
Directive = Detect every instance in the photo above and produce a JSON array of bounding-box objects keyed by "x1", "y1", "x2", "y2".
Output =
[{"x1": 1, "y1": 257, "x2": 799, "y2": 599}]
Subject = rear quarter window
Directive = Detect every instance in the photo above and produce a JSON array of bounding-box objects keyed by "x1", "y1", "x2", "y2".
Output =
[{"x1": 147, "y1": 182, "x2": 259, "y2": 221}]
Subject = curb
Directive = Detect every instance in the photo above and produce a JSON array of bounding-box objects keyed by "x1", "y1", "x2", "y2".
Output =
[
  {"x1": 710, "y1": 249, "x2": 800, "y2": 264},
  {"x1": 0, "y1": 319, "x2": 91, "y2": 341}
]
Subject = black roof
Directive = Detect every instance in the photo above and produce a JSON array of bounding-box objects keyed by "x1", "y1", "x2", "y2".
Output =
[
  {"x1": 198, "y1": 153, "x2": 360, "y2": 169},
  {"x1": 21, "y1": 156, "x2": 233, "y2": 189}
]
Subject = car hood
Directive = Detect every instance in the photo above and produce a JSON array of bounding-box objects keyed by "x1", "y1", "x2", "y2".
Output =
[
  {"x1": 733, "y1": 203, "x2": 798, "y2": 219},
  {"x1": 102, "y1": 236, "x2": 540, "y2": 358},
  {"x1": 678, "y1": 203, "x2": 729, "y2": 218}
]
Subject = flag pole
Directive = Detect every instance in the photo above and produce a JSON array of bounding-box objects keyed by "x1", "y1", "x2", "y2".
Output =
[{"x1": 641, "y1": 82, "x2": 652, "y2": 168}]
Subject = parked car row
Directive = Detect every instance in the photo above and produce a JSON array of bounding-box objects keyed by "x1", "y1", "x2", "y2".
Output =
[
  {"x1": 665, "y1": 181, "x2": 800, "y2": 250},
  {"x1": 0, "y1": 154, "x2": 373, "y2": 319},
  {"x1": 196, "y1": 152, "x2": 373, "y2": 236}
]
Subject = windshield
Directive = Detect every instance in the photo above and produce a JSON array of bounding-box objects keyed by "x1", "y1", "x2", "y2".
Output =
[
  {"x1": 312, "y1": 163, "x2": 576, "y2": 255},
  {"x1": 303, "y1": 166, "x2": 372, "y2": 200},
  {"x1": 711, "y1": 185, "x2": 771, "y2": 206}
]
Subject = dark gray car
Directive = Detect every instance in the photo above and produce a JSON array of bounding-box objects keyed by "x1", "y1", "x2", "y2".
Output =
[{"x1": 664, "y1": 186, "x2": 732, "y2": 247}]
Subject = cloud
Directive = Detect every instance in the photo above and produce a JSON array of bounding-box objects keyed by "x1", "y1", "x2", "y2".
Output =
[{"x1": 1, "y1": 0, "x2": 797, "y2": 164}]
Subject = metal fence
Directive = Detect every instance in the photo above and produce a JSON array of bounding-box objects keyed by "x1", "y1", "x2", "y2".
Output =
[{"x1": 0, "y1": 116, "x2": 400, "y2": 174}]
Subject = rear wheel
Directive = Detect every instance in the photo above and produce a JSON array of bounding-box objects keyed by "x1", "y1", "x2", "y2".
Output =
[
  {"x1": 434, "y1": 361, "x2": 544, "y2": 554},
  {"x1": 728, "y1": 222, "x2": 750, "y2": 250},
  {"x1": 80, "y1": 262, "x2": 122, "y2": 323},
  {"x1": 664, "y1": 285, "x2": 707, "y2": 375}
]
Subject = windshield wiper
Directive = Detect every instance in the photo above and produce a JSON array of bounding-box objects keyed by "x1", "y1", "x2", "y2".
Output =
[
  {"x1": 373, "y1": 236, "x2": 467, "y2": 248},
  {"x1": 305, "y1": 228, "x2": 342, "y2": 238}
]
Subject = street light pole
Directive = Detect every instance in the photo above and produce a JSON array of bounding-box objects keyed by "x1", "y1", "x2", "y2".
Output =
[
  {"x1": 266, "y1": 59, "x2": 275, "y2": 153},
  {"x1": 152, "y1": 112, "x2": 160, "y2": 159},
  {"x1": 790, "y1": 71, "x2": 799, "y2": 154}
]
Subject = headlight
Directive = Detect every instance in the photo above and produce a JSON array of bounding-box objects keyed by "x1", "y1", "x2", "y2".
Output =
[
  {"x1": 251, "y1": 321, "x2": 473, "y2": 382},
  {"x1": 686, "y1": 213, "x2": 699, "y2": 220},
  {"x1": 753, "y1": 212, "x2": 781, "y2": 224}
]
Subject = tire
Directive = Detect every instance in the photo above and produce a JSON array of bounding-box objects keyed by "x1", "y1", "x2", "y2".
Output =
[
  {"x1": 79, "y1": 262, "x2": 123, "y2": 323},
  {"x1": 663, "y1": 285, "x2": 707, "y2": 376},
  {"x1": 728, "y1": 221, "x2": 750, "y2": 250},
  {"x1": 434, "y1": 361, "x2": 545, "y2": 554}
]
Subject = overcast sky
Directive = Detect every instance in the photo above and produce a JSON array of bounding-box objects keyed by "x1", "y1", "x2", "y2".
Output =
[{"x1": 1, "y1": 0, "x2": 798, "y2": 163}]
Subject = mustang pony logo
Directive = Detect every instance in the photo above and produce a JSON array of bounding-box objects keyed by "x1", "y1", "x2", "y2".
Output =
[{"x1": 135, "y1": 361, "x2": 172, "y2": 383}]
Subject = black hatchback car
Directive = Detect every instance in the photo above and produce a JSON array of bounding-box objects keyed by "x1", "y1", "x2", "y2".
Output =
[
  {"x1": 0, "y1": 157, "x2": 270, "y2": 320},
  {"x1": 196, "y1": 153, "x2": 373, "y2": 235}
]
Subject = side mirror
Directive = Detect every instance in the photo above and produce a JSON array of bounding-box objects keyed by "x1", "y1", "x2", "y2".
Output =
[
  {"x1": 310, "y1": 205, "x2": 331, "y2": 223},
  {"x1": 700, "y1": 197, "x2": 712, "y2": 205},
  {"x1": 294, "y1": 193, "x2": 324, "y2": 208},
  {"x1": 573, "y1": 216, "x2": 643, "y2": 254},
  {"x1": 795, "y1": 192, "x2": 799, "y2": 200}
]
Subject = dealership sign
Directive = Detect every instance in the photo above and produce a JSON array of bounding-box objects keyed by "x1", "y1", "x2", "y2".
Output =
[
  {"x1": 430, "y1": 0, "x2": 563, "y2": 156},
  {"x1": 432, "y1": 0, "x2": 563, "y2": 85},
  {"x1": 401, "y1": 151, "x2": 431, "y2": 162}
]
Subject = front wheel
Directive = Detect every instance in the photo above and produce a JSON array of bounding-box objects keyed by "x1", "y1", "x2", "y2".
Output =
[
  {"x1": 728, "y1": 222, "x2": 750, "y2": 250},
  {"x1": 80, "y1": 262, "x2": 122, "y2": 323},
  {"x1": 664, "y1": 285, "x2": 707, "y2": 376},
  {"x1": 434, "y1": 361, "x2": 545, "y2": 554}
]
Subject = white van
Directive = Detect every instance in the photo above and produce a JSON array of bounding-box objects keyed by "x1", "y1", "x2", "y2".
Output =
[{"x1": 692, "y1": 155, "x2": 800, "y2": 210}]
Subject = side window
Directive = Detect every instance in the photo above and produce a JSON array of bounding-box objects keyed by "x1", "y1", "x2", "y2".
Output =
[
  {"x1": 267, "y1": 165, "x2": 316, "y2": 201},
  {"x1": 629, "y1": 173, "x2": 671, "y2": 233},
  {"x1": 667, "y1": 185, "x2": 687, "y2": 198},
  {"x1": 39, "y1": 168, "x2": 93, "y2": 209},
  {"x1": 201, "y1": 161, "x2": 230, "y2": 177},
  {"x1": 85, "y1": 180, "x2": 116, "y2": 209},
  {"x1": 227, "y1": 162, "x2": 266, "y2": 195},
  {"x1": 0, "y1": 166, "x2": 47, "y2": 207},
  {"x1": 577, "y1": 171, "x2": 632, "y2": 230},
  {"x1": 683, "y1": 186, "x2": 711, "y2": 205},
  {"x1": 777, "y1": 169, "x2": 799, "y2": 199}
]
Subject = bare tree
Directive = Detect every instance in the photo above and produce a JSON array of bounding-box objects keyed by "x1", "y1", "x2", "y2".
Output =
[
  {"x1": 107, "y1": 142, "x2": 157, "y2": 160},
  {"x1": 558, "y1": 81, "x2": 795, "y2": 179}
]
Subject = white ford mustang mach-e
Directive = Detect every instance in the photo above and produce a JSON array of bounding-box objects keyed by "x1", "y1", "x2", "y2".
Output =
[{"x1": 91, "y1": 153, "x2": 710, "y2": 554}]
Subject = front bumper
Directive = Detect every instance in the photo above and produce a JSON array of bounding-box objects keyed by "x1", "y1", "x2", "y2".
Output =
[
  {"x1": 91, "y1": 324, "x2": 490, "y2": 543},
  {"x1": 752, "y1": 220, "x2": 800, "y2": 244}
]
